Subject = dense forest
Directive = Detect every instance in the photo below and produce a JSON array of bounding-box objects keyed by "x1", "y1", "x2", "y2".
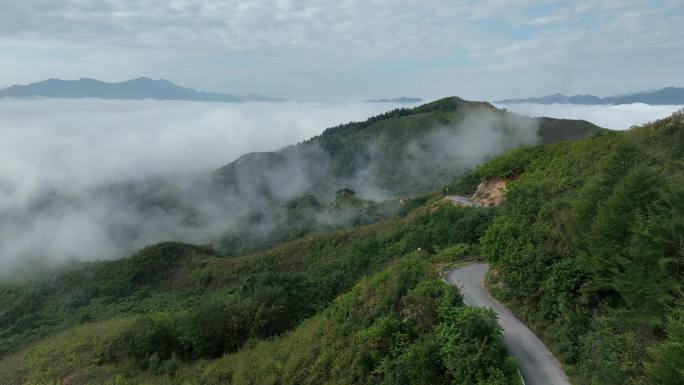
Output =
[
  {"x1": 0, "y1": 202, "x2": 506, "y2": 383},
  {"x1": 454, "y1": 109, "x2": 684, "y2": 384},
  {"x1": 1, "y1": 103, "x2": 682, "y2": 384}
]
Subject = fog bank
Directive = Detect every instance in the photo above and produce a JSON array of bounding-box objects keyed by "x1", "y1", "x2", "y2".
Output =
[
  {"x1": 2, "y1": 98, "x2": 657, "y2": 276},
  {"x1": 496, "y1": 103, "x2": 684, "y2": 130},
  {"x1": 0, "y1": 99, "x2": 406, "y2": 200},
  {"x1": 0, "y1": 99, "x2": 413, "y2": 274}
]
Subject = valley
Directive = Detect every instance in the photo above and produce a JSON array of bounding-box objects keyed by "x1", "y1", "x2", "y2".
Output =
[
  {"x1": 0, "y1": 100, "x2": 682, "y2": 385},
  {"x1": 3, "y1": 2, "x2": 683, "y2": 384}
]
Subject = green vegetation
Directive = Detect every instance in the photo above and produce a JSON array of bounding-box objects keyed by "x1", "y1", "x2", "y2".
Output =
[
  {"x1": 470, "y1": 112, "x2": 684, "y2": 384},
  {"x1": 181, "y1": 258, "x2": 519, "y2": 385},
  {"x1": 215, "y1": 97, "x2": 601, "y2": 197},
  {"x1": 3, "y1": 100, "x2": 677, "y2": 385},
  {"x1": 0, "y1": 197, "x2": 502, "y2": 384}
]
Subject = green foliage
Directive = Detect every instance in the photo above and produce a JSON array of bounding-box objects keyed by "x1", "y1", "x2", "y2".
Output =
[
  {"x1": 479, "y1": 113, "x2": 684, "y2": 384},
  {"x1": 396, "y1": 194, "x2": 434, "y2": 217},
  {"x1": 437, "y1": 306, "x2": 520, "y2": 385},
  {"x1": 0, "y1": 195, "x2": 500, "y2": 384},
  {"x1": 400, "y1": 206, "x2": 495, "y2": 253},
  {"x1": 475, "y1": 145, "x2": 547, "y2": 179},
  {"x1": 0, "y1": 259, "x2": 520, "y2": 385},
  {"x1": 0, "y1": 98, "x2": 613, "y2": 384},
  {"x1": 186, "y1": 259, "x2": 516, "y2": 385},
  {"x1": 432, "y1": 243, "x2": 474, "y2": 263},
  {"x1": 448, "y1": 145, "x2": 548, "y2": 196},
  {"x1": 644, "y1": 307, "x2": 684, "y2": 385}
]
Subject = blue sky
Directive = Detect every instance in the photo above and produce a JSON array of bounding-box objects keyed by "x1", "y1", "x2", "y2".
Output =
[{"x1": 0, "y1": 0, "x2": 682, "y2": 101}]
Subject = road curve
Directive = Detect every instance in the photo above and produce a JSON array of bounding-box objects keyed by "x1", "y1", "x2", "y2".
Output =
[{"x1": 446, "y1": 263, "x2": 571, "y2": 385}]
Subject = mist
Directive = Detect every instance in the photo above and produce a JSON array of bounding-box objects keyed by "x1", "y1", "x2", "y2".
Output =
[
  {"x1": 0, "y1": 99, "x2": 408, "y2": 199},
  {"x1": 497, "y1": 103, "x2": 684, "y2": 130},
  {"x1": 0, "y1": 98, "x2": 595, "y2": 276},
  {"x1": 0, "y1": 99, "x2": 414, "y2": 275}
]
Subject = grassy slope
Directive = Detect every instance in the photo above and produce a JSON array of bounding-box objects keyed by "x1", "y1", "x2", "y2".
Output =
[
  {"x1": 0, "y1": 258, "x2": 520, "y2": 385},
  {"x1": 0, "y1": 195, "x2": 504, "y2": 384}
]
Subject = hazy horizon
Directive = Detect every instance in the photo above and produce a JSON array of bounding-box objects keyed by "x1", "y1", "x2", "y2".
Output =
[{"x1": 1, "y1": 1, "x2": 682, "y2": 101}]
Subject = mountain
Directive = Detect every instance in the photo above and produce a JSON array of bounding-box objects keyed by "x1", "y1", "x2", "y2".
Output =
[
  {"x1": 214, "y1": 97, "x2": 602, "y2": 199},
  {"x1": 454, "y1": 109, "x2": 684, "y2": 385},
  {"x1": 364, "y1": 97, "x2": 422, "y2": 104},
  {"x1": 0, "y1": 97, "x2": 616, "y2": 385},
  {"x1": 0, "y1": 97, "x2": 602, "y2": 276},
  {"x1": 1, "y1": 106, "x2": 681, "y2": 384},
  {"x1": 497, "y1": 86, "x2": 684, "y2": 105},
  {"x1": 0, "y1": 77, "x2": 283, "y2": 102}
]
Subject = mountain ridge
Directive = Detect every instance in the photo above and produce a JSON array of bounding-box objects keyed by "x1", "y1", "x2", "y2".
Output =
[
  {"x1": 0, "y1": 77, "x2": 284, "y2": 103},
  {"x1": 213, "y1": 96, "x2": 602, "y2": 198},
  {"x1": 364, "y1": 97, "x2": 422, "y2": 104},
  {"x1": 497, "y1": 86, "x2": 684, "y2": 105},
  {"x1": 1, "y1": 108, "x2": 681, "y2": 385}
]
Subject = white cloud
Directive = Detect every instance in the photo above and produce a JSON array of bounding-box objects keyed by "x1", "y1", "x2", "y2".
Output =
[
  {"x1": 0, "y1": 99, "x2": 417, "y2": 273},
  {"x1": 0, "y1": 99, "x2": 409, "y2": 209},
  {"x1": 2, "y1": 99, "x2": 393, "y2": 174},
  {"x1": 0, "y1": 1, "x2": 680, "y2": 67},
  {"x1": 0, "y1": 1, "x2": 682, "y2": 100},
  {"x1": 496, "y1": 103, "x2": 684, "y2": 130}
]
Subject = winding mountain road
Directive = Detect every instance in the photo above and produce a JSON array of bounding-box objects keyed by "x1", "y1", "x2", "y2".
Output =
[
  {"x1": 444, "y1": 195, "x2": 483, "y2": 207},
  {"x1": 446, "y1": 263, "x2": 571, "y2": 385}
]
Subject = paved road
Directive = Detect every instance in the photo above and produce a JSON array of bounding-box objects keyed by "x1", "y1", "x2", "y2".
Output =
[
  {"x1": 446, "y1": 263, "x2": 571, "y2": 385},
  {"x1": 445, "y1": 195, "x2": 483, "y2": 207}
]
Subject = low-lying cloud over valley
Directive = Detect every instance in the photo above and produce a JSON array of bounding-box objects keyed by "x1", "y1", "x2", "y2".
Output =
[
  {"x1": 0, "y1": 99, "x2": 410, "y2": 274},
  {"x1": 498, "y1": 103, "x2": 684, "y2": 130},
  {"x1": 0, "y1": 99, "x2": 678, "y2": 276}
]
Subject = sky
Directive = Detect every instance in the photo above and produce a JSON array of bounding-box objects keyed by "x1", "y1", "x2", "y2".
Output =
[{"x1": 0, "y1": 0, "x2": 682, "y2": 101}]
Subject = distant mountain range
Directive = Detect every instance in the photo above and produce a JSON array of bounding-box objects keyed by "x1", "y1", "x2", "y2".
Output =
[
  {"x1": 497, "y1": 87, "x2": 684, "y2": 105},
  {"x1": 364, "y1": 97, "x2": 422, "y2": 104},
  {"x1": 0, "y1": 77, "x2": 284, "y2": 102}
]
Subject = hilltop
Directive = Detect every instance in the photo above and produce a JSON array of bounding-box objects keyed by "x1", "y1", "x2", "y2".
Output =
[
  {"x1": 214, "y1": 97, "x2": 602, "y2": 197},
  {"x1": 1, "y1": 108, "x2": 681, "y2": 384},
  {"x1": 0, "y1": 97, "x2": 601, "y2": 270},
  {"x1": 208, "y1": 97, "x2": 600, "y2": 253}
]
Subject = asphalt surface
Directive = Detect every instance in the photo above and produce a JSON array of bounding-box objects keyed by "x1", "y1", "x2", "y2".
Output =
[
  {"x1": 446, "y1": 263, "x2": 571, "y2": 385},
  {"x1": 445, "y1": 195, "x2": 483, "y2": 207}
]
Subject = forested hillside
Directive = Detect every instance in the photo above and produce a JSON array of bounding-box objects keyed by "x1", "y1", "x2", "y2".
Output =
[
  {"x1": 1, "y1": 97, "x2": 601, "y2": 278},
  {"x1": 0, "y1": 200, "x2": 506, "y2": 384},
  {"x1": 459, "y1": 110, "x2": 684, "y2": 384},
  {"x1": 207, "y1": 97, "x2": 599, "y2": 255},
  {"x1": 1, "y1": 103, "x2": 679, "y2": 385},
  {"x1": 215, "y1": 97, "x2": 601, "y2": 197}
]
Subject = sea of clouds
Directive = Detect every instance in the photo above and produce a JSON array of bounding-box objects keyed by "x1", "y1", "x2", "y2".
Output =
[
  {"x1": 496, "y1": 103, "x2": 684, "y2": 130},
  {"x1": 0, "y1": 99, "x2": 680, "y2": 275},
  {"x1": 0, "y1": 99, "x2": 415, "y2": 274}
]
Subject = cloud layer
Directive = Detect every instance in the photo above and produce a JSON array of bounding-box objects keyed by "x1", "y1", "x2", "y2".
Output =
[
  {"x1": 0, "y1": 99, "x2": 402, "y2": 205},
  {"x1": 0, "y1": 99, "x2": 677, "y2": 276},
  {"x1": 1, "y1": 1, "x2": 682, "y2": 100},
  {"x1": 498, "y1": 103, "x2": 684, "y2": 130},
  {"x1": 0, "y1": 99, "x2": 411, "y2": 274}
]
